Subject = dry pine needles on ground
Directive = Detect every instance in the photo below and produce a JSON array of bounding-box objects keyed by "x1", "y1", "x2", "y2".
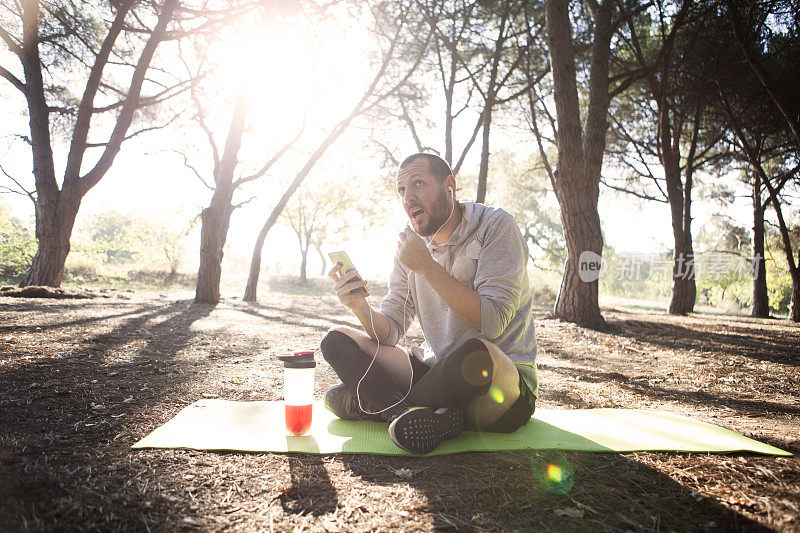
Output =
[{"x1": 1, "y1": 290, "x2": 798, "y2": 531}]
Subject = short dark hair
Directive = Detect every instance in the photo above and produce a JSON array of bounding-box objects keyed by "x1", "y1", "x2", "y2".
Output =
[{"x1": 398, "y1": 152, "x2": 453, "y2": 184}]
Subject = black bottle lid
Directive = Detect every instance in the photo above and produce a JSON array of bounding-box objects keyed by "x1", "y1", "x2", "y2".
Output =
[{"x1": 277, "y1": 350, "x2": 316, "y2": 368}]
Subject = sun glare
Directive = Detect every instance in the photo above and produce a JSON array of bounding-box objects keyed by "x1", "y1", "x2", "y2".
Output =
[{"x1": 209, "y1": 10, "x2": 373, "y2": 142}]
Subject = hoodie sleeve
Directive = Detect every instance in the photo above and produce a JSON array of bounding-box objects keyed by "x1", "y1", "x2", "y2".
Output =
[
  {"x1": 379, "y1": 256, "x2": 417, "y2": 346},
  {"x1": 474, "y1": 210, "x2": 529, "y2": 340}
]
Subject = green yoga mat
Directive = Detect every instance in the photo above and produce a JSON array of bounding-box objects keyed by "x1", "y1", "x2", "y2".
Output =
[{"x1": 131, "y1": 400, "x2": 791, "y2": 457}]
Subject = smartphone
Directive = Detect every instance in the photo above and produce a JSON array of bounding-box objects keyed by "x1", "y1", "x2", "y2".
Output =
[{"x1": 328, "y1": 251, "x2": 369, "y2": 295}]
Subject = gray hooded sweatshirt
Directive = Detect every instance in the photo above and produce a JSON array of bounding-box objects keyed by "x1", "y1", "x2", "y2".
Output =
[{"x1": 380, "y1": 201, "x2": 539, "y2": 398}]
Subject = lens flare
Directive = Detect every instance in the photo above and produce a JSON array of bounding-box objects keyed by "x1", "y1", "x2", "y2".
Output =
[
  {"x1": 462, "y1": 352, "x2": 493, "y2": 386},
  {"x1": 532, "y1": 451, "x2": 575, "y2": 495},
  {"x1": 547, "y1": 464, "x2": 563, "y2": 483},
  {"x1": 489, "y1": 386, "x2": 504, "y2": 404}
]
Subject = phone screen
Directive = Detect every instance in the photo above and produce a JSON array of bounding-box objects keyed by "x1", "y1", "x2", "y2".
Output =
[{"x1": 328, "y1": 251, "x2": 369, "y2": 295}]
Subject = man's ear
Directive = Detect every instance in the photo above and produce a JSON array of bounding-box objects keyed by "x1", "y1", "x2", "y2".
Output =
[{"x1": 445, "y1": 175, "x2": 456, "y2": 196}]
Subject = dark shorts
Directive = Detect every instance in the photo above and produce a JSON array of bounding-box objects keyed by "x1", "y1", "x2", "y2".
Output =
[{"x1": 409, "y1": 351, "x2": 536, "y2": 434}]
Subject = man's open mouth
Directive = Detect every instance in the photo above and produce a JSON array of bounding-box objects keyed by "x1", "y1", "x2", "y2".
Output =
[{"x1": 410, "y1": 207, "x2": 425, "y2": 223}]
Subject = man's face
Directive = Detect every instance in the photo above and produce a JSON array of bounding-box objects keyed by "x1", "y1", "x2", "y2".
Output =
[{"x1": 396, "y1": 159, "x2": 450, "y2": 236}]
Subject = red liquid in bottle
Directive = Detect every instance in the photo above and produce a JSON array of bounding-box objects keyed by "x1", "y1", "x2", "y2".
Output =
[{"x1": 285, "y1": 404, "x2": 313, "y2": 436}]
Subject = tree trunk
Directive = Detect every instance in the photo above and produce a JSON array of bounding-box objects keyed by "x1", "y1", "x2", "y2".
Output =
[
  {"x1": 299, "y1": 249, "x2": 309, "y2": 284},
  {"x1": 668, "y1": 238, "x2": 696, "y2": 315},
  {"x1": 545, "y1": 0, "x2": 611, "y2": 329},
  {"x1": 475, "y1": 104, "x2": 493, "y2": 204},
  {"x1": 553, "y1": 184, "x2": 605, "y2": 328},
  {"x1": 444, "y1": 53, "x2": 456, "y2": 165},
  {"x1": 21, "y1": 0, "x2": 66, "y2": 287},
  {"x1": 790, "y1": 261, "x2": 800, "y2": 322},
  {"x1": 24, "y1": 193, "x2": 81, "y2": 287},
  {"x1": 195, "y1": 94, "x2": 247, "y2": 305},
  {"x1": 666, "y1": 211, "x2": 696, "y2": 314},
  {"x1": 751, "y1": 174, "x2": 769, "y2": 317},
  {"x1": 195, "y1": 188, "x2": 234, "y2": 304},
  {"x1": 661, "y1": 111, "x2": 697, "y2": 314},
  {"x1": 243, "y1": 224, "x2": 269, "y2": 302},
  {"x1": 664, "y1": 154, "x2": 696, "y2": 315}
]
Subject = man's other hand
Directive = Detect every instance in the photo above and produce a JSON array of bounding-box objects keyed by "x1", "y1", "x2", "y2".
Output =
[
  {"x1": 329, "y1": 264, "x2": 369, "y2": 310},
  {"x1": 397, "y1": 227, "x2": 435, "y2": 275}
]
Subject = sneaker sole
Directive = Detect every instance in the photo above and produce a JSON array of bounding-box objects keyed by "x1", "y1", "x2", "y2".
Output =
[{"x1": 388, "y1": 407, "x2": 462, "y2": 454}]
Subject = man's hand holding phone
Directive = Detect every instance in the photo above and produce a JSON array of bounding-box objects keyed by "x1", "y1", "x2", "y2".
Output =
[
  {"x1": 327, "y1": 251, "x2": 390, "y2": 343},
  {"x1": 328, "y1": 251, "x2": 370, "y2": 311}
]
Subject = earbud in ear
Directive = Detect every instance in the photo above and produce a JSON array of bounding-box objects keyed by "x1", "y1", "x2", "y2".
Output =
[{"x1": 448, "y1": 186, "x2": 454, "y2": 198}]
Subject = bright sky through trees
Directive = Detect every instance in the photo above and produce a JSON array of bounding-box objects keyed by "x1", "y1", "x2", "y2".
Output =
[{"x1": 0, "y1": 1, "x2": 760, "y2": 288}]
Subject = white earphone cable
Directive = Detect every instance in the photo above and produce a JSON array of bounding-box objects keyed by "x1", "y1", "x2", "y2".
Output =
[{"x1": 356, "y1": 186, "x2": 456, "y2": 415}]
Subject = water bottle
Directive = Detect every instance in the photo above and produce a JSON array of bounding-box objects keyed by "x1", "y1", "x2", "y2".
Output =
[{"x1": 277, "y1": 350, "x2": 316, "y2": 436}]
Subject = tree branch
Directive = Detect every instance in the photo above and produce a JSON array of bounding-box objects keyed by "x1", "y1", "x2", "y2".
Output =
[
  {"x1": 453, "y1": 113, "x2": 482, "y2": 175},
  {"x1": 0, "y1": 65, "x2": 25, "y2": 93},
  {"x1": 155, "y1": 149, "x2": 214, "y2": 191},
  {"x1": 79, "y1": 0, "x2": 179, "y2": 196},
  {"x1": 233, "y1": 121, "x2": 306, "y2": 188},
  {"x1": 85, "y1": 110, "x2": 183, "y2": 147},
  {"x1": 232, "y1": 195, "x2": 257, "y2": 210},
  {"x1": 63, "y1": 1, "x2": 133, "y2": 185},
  {"x1": 0, "y1": 23, "x2": 22, "y2": 56},
  {"x1": 92, "y1": 79, "x2": 193, "y2": 113},
  {"x1": 0, "y1": 162, "x2": 36, "y2": 207}
]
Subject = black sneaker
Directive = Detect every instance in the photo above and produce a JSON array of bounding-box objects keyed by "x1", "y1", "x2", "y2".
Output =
[
  {"x1": 388, "y1": 406, "x2": 463, "y2": 454},
  {"x1": 323, "y1": 384, "x2": 385, "y2": 422}
]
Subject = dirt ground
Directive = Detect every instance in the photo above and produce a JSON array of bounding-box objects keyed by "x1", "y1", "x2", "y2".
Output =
[{"x1": 1, "y1": 282, "x2": 799, "y2": 532}]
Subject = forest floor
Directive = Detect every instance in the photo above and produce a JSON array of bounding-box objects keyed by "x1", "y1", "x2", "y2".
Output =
[{"x1": 1, "y1": 280, "x2": 799, "y2": 532}]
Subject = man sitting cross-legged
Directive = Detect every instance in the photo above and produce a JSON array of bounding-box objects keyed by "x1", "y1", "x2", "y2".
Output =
[{"x1": 320, "y1": 152, "x2": 539, "y2": 454}]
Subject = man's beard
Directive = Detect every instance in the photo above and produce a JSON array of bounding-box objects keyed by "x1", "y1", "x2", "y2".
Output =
[{"x1": 416, "y1": 188, "x2": 451, "y2": 237}]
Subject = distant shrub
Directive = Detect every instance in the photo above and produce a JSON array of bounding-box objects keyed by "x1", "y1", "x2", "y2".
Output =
[
  {"x1": 127, "y1": 269, "x2": 194, "y2": 286},
  {"x1": 530, "y1": 284, "x2": 556, "y2": 305},
  {"x1": 0, "y1": 205, "x2": 36, "y2": 285},
  {"x1": 767, "y1": 266, "x2": 792, "y2": 314}
]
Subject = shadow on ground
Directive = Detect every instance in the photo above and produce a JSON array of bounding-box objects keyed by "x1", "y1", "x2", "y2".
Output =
[
  {"x1": 0, "y1": 298, "x2": 216, "y2": 529},
  {"x1": 335, "y1": 450, "x2": 770, "y2": 531}
]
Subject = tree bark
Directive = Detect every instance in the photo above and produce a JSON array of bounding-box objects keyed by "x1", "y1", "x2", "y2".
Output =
[
  {"x1": 790, "y1": 248, "x2": 800, "y2": 322},
  {"x1": 658, "y1": 89, "x2": 703, "y2": 315},
  {"x1": 195, "y1": 188, "x2": 234, "y2": 304},
  {"x1": 545, "y1": 0, "x2": 611, "y2": 329},
  {"x1": 663, "y1": 153, "x2": 696, "y2": 315},
  {"x1": 751, "y1": 173, "x2": 769, "y2": 317},
  {"x1": 23, "y1": 196, "x2": 82, "y2": 287},
  {"x1": 475, "y1": 103, "x2": 493, "y2": 203},
  {"x1": 299, "y1": 249, "x2": 309, "y2": 284},
  {"x1": 195, "y1": 94, "x2": 247, "y2": 305}
]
